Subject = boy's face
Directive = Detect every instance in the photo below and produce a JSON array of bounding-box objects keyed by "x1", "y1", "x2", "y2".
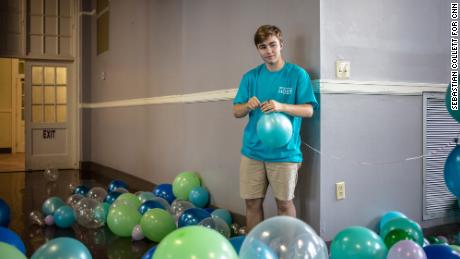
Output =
[{"x1": 256, "y1": 35, "x2": 283, "y2": 65}]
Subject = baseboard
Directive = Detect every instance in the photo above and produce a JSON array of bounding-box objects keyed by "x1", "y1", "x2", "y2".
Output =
[
  {"x1": 80, "y1": 161, "x2": 246, "y2": 226},
  {"x1": 0, "y1": 148, "x2": 12, "y2": 154}
]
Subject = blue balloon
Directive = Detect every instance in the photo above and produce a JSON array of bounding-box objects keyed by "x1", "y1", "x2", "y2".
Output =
[
  {"x1": 104, "y1": 191, "x2": 122, "y2": 204},
  {"x1": 256, "y1": 112, "x2": 293, "y2": 148},
  {"x1": 73, "y1": 185, "x2": 89, "y2": 196},
  {"x1": 424, "y1": 244, "x2": 460, "y2": 259},
  {"x1": 0, "y1": 198, "x2": 10, "y2": 227},
  {"x1": 54, "y1": 205, "x2": 76, "y2": 228},
  {"x1": 188, "y1": 186, "x2": 209, "y2": 208},
  {"x1": 379, "y1": 210, "x2": 407, "y2": 232},
  {"x1": 141, "y1": 245, "x2": 157, "y2": 259},
  {"x1": 229, "y1": 236, "x2": 246, "y2": 255},
  {"x1": 31, "y1": 237, "x2": 92, "y2": 259},
  {"x1": 138, "y1": 200, "x2": 165, "y2": 215},
  {"x1": 0, "y1": 226, "x2": 26, "y2": 255},
  {"x1": 445, "y1": 145, "x2": 460, "y2": 198},
  {"x1": 153, "y1": 184, "x2": 176, "y2": 204},
  {"x1": 42, "y1": 197, "x2": 66, "y2": 216},
  {"x1": 108, "y1": 179, "x2": 128, "y2": 193},
  {"x1": 178, "y1": 208, "x2": 211, "y2": 228},
  {"x1": 211, "y1": 208, "x2": 233, "y2": 226}
]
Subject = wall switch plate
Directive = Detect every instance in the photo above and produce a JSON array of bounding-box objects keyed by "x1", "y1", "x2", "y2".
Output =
[
  {"x1": 336, "y1": 181, "x2": 346, "y2": 200},
  {"x1": 336, "y1": 60, "x2": 350, "y2": 79}
]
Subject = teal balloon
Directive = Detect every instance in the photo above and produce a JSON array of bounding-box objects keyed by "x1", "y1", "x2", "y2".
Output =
[
  {"x1": 31, "y1": 237, "x2": 92, "y2": 259},
  {"x1": 380, "y1": 217, "x2": 424, "y2": 246},
  {"x1": 445, "y1": 145, "x2": 460, "y2": 198},
  {"x1": 379, "y1": 211, "x2": 407, "y2": 232},
  {"x1": 42, "y1": 197, "x2": 66, "y2": 216},
  {"x1": 257, "y1": 112, "x2": 293, "y2": 148},
  {"x1": 188, "y1": 186, "x2": 209, "y2": 208},
  {"x1": 211, "y1": 208, "x2": 233, "y2": 226},
  {"x1": 330, "y1": 226, "x2": 387, "y2": 259},
  {"x1": 54, "y1": 205, "x2": 75, "y2": 228},
  {"x1": 446, "y1": 84, "x2": 460, "y2": 123}
]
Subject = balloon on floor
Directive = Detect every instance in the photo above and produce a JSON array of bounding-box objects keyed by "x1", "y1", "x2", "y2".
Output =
[
  {"x1": 330, "y1": 226, "x2": 387, "y2": 259},
  {"x1": 153, "y1": 226, "x2": 238, "y2": 259},
  {"x1": 240, "y1": 216, "x2": 328, "y2": 259}
]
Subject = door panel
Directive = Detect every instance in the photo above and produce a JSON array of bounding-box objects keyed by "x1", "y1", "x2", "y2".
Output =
[{"x1": 25, "y1": 61, "x2": 75, "y2": 170}]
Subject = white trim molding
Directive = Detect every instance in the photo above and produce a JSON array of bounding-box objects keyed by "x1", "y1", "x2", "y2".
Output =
[
  {"x1": 81, "y1": 80, "x2": 448, "y2": 109},
  {"x1": 317, "y1": 80, "x2": 447, "y2": 95}
]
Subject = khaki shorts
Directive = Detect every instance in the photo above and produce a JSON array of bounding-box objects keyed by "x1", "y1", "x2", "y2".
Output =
[{"x1": 239, "y1": 156, "x2": 300, "y2": 201}]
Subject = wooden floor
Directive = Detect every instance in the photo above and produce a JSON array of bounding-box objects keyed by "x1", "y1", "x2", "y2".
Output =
[{"x1": 0, "y1": 153, "x2": 25, "y2": 172}]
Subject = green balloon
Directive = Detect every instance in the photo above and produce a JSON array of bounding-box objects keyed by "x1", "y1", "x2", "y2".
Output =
[
  {"x1": 107, "y1": 204, "x2": 141, "y2": 237},
  {"x1": 115, "y1": 193, "x2": 142, "y2": 209},
  {"x1": 140, "y1": 208, "x2": 176, "y2": 242},
  {"x1": 427, "y1": 235, "x2": 446, "y2": 245},
  {"x1": 0, "y1": 242, "x2": 27, "y2": 259},
  {"x1": 380, "y1": 218, "x2": 424, "y2": 246},
  {"x1": 330, "y1": 226, "x2": 387, "y2": 259},
  {"x1": 446, "y1": 84, "x2": 460, "y2": 123},
  {"x1": 172, "y1": 171, "x2": 201, "y2": 200},
  {"x1": 383, "y1": 229, "x2": 415, "y2": 249},
  {"x1": 153, "y1": 226, "x2": 238, "y2": 259}
]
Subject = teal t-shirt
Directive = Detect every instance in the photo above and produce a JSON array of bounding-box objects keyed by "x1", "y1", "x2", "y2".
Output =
[{"x1": 233, "y1": 62, "x2": 318, "y2": 162}]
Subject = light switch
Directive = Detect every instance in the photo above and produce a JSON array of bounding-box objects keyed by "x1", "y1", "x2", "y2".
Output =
[{"x1": 336, "y1": 60, "x2": 350, "y2": 79}]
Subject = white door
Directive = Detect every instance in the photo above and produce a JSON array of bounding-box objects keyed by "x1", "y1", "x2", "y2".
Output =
[{"x1": 25, "y1": 62, "x2": 76, "y2": 170}]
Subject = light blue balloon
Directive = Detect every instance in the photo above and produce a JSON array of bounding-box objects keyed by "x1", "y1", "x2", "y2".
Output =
[
  {"x1": 54, "y1": 205, "x2": 76, "y2": 228},
  {"x1": 379, "y1": 211, "x2": 407, "y2": 233},
  {"x1": 0, "y1": 226, "x2": 26, "y2": 255},
  {"x1": 31, "y1": 237, "x2": 92, "y2": 259},
  {"x1": 188, "y1": 187, "x2": 209, "y2": 208},
  {"x1": 256, "y1": 113, "x2": 293, "y2": 148},
  {"x1": 211, "y1": 208, "x2": 233, "y2": 226},
  {"x1": 445, "y1": 145, "x2": 460, "y2": 198},
  {"x1": 42, "y1": 197, "x2": 66, "y2": 216}
]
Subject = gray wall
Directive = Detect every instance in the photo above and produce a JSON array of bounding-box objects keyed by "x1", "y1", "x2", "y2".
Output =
[
  {"x1": 320, "y1": 0, "x2": 450, "y2": 82},
  {"x1": 82, "y1": 0, "x2": 321, "y2": 226},
  {"x1": 318, "y1": 0, "x2": 452, "y2": 240},
  {"x1": 82, "y1": 0, "x2": 453, "y2": 241}
]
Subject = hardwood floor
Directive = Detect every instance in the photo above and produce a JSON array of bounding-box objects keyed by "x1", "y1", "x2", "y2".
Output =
[{"x1": 0, "y1": 153, "x2": 25, "y2": 172}]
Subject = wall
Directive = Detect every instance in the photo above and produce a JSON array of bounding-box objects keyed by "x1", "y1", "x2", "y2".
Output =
[
  {"x1": 320, "y1": 0, "x2": 450, "y2": 82},
  {"x1": 0, "y1": 58, "x2": 12, "y2": 149},
  {"x1": 82, "y1": 0, "x2": 322, "y2": 227},
  {"x1": 318, "y1": 0, "x2": 452, "y2": 240}
]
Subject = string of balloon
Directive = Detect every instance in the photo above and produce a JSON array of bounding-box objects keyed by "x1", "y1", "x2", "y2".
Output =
[{"x1": 301, "y1": 138, "x2": 458, "y2": 167}]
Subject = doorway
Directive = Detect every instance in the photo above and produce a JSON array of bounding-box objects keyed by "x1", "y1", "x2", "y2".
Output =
[{"x1": 0, "y1": 58, "x2": 25, "y2": 172}]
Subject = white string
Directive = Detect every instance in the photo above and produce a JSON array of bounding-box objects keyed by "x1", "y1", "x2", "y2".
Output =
[{"x1": 302, "y1": 139, "x2": 457, "y2": 167}]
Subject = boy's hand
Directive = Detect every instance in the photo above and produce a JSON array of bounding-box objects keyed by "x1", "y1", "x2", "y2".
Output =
[
  {"x1": 261, "y1": 100, "x2": 284, "y2": 113},
  {"x1": 247, "y1": 97, "x2": 261, "y2": 110}
]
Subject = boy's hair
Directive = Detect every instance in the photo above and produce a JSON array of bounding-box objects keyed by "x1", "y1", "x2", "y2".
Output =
[{"x1": 254, "y1": 25, "x2": 284, "y2": 46}]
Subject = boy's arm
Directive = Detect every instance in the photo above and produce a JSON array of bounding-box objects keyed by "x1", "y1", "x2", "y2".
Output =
[{"x1": 261, "y1": 100, "x2": 314, "y2": 118}]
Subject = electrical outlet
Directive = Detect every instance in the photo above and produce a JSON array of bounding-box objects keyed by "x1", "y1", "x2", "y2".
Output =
[
  {"x1": 336, "y1": 60, "x2": 350, "y2": 79},
  {"x1": 336, "y1": 181, "x2": 346, "y2": 200}
]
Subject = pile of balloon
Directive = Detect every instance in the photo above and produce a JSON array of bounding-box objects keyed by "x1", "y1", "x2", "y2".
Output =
[
  {"x1": 329, "y1": 210, "x2": 460, "y2": 259},
  {"x1": 24, "y1": 171, "x2": 255, "y2": 258}
]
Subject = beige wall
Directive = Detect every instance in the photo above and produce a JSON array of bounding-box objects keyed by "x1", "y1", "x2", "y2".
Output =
[{"x1": 0, "y1": 58, "x2": 12, "y2": 148}]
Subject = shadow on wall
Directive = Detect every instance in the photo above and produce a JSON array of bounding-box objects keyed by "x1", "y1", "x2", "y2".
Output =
[{"x1": 295, "y1": 92, "x2": 321, "y2": 233}]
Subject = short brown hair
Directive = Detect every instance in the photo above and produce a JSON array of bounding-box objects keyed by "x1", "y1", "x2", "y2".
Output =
[{"x1": 254, "y1": 25, "x2": 284, "y2": 46}]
